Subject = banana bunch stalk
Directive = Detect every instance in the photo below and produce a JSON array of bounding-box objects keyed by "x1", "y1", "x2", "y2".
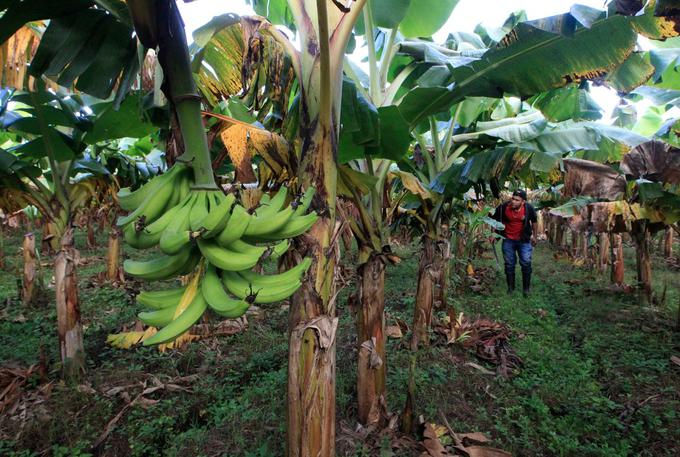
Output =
[{"x1": 117, "y1": 173, "x2": 318, "y2": 345}]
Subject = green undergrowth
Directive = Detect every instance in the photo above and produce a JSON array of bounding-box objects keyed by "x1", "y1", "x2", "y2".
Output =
[{"x1": 0, "y1": 229, "x2": 678, "y2": 456}]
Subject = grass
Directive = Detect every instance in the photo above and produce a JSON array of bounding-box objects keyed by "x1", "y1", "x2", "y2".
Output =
[{"x1": 0, "y1": 228, "x2": 678, "y2": 456}]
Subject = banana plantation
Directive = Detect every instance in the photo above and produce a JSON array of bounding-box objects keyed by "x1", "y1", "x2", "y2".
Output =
[{"x1": 1, "y1": 0, "x2": 680, "y2": 455}]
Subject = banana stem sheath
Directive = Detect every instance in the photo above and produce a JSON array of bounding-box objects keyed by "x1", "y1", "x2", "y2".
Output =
[{"x1": 155, "y1": 0, "x2": 217, "y2": 189}]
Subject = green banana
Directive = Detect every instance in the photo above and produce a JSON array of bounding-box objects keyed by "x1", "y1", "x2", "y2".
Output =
[
  {"x1": 157, "y1": 194, "x2": 195, "y2": 252},
  {"x1": 200, "y1": 193, "x2": 235, "y2": 238},
  {"x1": 138, "y1": 305, "x2": 178, "y2": 327},
  {"x1": 189, "y1": 192, "x2": 210, "y2": 231},
  {"x1": 201, "y1": 264, "x2": 250, "y2": 318},
  {"x1": 142, "y1": 289, "x2": 207, "y2": 346},
  {"x1": 222, "y1": 270, "x2": 302, "y2": 304},
  {"x1": 177, "y1": 249, "x2": 201, "y2": 276},
  {"x1": 176, "y1": 173, "x2": 191, "y2": 202},
  {"x1": 136, "y1": 287, "x2": 186, "y2": 309},
  {"x1": 292, "y1": 187, "x2": 315, "y2": 216},
  {"x1": 123, "y1": 198, "x2": 186, "y2": 249},
  {"x1": 197, "y1": 239, "x2": 261, "y2": 271},
  {"x1": 243, "y1": 206, "x2": 294, "y2": 237},
  {"x1": 215, "y1": 205, "x2": 251, "y2": 247},
  {"x1": 253, "y1": 186, "x2": 288, "y2": 219},
  {"x1": 237, "y1": 257, "x2": 312, "y2": 288},
  {"x1": 117, "y1": 167, "x2": 181, "y2": 227},
  {"x1": 226, "y1": 239, "x2": 268, "y2": 258},
  {"x1": 254, "y1": 212, "x2": 319, "y2": 240},
  {"x1": 117, "y1": 165, "x2": 180, "y2": 212},
  {"x1": 123, "y1": 248, "x2": 192, "y2": 281},
  {"x1": 159, "y1": 230, "x2": 194, "y2": 256}
]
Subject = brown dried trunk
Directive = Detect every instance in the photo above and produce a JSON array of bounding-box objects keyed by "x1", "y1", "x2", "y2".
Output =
[
  {"x1": 610, "y1": 234, "x2": 625, "y2": 286},
  {"x1": 571, "y1": 230, "x2": 580, "y2": 257},
  {"x1": 86, "y1": 222, "x2": 96, "y2": 250},
  {"x1": 0, "y1": 225, "x2": 5, "y2": 269},
  {"x1": 555, "y1": 224, "x2": 565, "y2": 247},
  {"x1": 632, "y1": 224, "x2": 652, "y2": 302},
  {"x1": 355, "y1": 255, "x2": 387, "y2": 427},
  {"x1": 106, "y1": 229, "x2": 121, "y2": 282},
  {"x1": 598, "y1": 233, "x2": 610, "y2": 273},
  {"x1": 22, "y1": 233, "x2": 37, "y2": 306},
  {"x1": 412, "y1": 234, "x2": 451, "y2": 350},
  {"x1": 287, "y1": 121, "x2": 337, "y2": 457},
  {"x1": 536, "y1": 211, "x2": 545, "y2": 239},
  {"x1": 548, "y1": 220, "x2": 556, "y2": 245},
  {"x1": 663, "y1": 228, "x2": 673, "y2": 258},
  {"x1": 54, "y1": 228, "x2": 85, "y2": 380},
  {"x1": 580, "y1": 232, "x2": 589, "y2": 260}
]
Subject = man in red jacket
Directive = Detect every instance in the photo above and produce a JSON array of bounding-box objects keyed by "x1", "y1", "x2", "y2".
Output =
[{"x1": 491, "y1": 190, "x2": 538, "y2": 296}]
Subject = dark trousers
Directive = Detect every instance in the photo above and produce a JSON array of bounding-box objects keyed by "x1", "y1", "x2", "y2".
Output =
[{"x1": 501, "y1": 239, "x2": 532, "y2": 276}]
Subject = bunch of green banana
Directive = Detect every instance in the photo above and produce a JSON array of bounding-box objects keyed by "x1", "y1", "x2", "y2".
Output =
[
  {"x1": 118, "y1": 170, "x2": 320, "y2": 345},
  {"x1": 137, "y1": 257, "x2": 312, "y2": 343}
]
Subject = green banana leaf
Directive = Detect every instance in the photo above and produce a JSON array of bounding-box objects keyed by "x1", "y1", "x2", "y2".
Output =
[
  {"x1": 398, "y1": 4, "x2": 679, "y2": 128},
  {"x1": 529, "y1": 85, "x2": 603, "y2": 122},
  {"x1": 0, "y1": 0, "x2": 138, "y2": 101}
]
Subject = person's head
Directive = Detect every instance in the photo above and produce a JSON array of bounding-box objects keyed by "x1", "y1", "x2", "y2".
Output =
[{"x1": 510, "y1": 190, "x2": 527, "y2": 209}]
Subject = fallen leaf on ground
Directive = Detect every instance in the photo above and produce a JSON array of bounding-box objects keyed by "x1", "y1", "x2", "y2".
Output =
[
  {"x1": 459, "y1": 432, "x2": 490, "y2": 445},
  {"x1": 465, "y1": 362, "x2": 495, "y2": 376},
  {"x1": 386, "y1": 325, "x2": 403, "y2": 338},
  {"x1": 466, "y1": 446, "x2": 512, "y2": 457},
  {"x1": 421, "y1": 422, "x2": 451, "y2": 456},
  {"x1": 671, "y1": 356, "x2": 680, "y2": 367}
]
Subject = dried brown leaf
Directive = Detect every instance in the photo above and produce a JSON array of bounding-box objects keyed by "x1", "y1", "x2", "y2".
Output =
[
  {"x1": 421, "y1": 422, "x2": 451, "y2": 457},
  {"x1": 386, "y1": 325, "x2": 403, "y2": 339},
  {"x1": 458, "y1": 433, "x2": 490, "y2": 445},
  {"x1": 466, "y1": 446, "x2": 512, "y2": 457}
]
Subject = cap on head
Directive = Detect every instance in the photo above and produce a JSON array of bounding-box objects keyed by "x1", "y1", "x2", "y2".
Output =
[{"x1": 512, "y1": 190, "x2": 527, "y2": 201}]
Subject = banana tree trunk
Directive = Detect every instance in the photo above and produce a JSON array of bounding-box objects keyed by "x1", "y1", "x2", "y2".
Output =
[
  {"x1": 663, "y1": 228, "x2": 673, "y2": 258},
  {"x1": 555, "y1": 223, "x2": 565, "y2": 248},
  {"x1": 412, "y1": 233, "x2": 451, "y2": 350},
  {"x1": 287, "y1": 120, "x2": 338, "y2": 457},
  {"x1": 86, "y1": 222, "x2": 96, "y2": 250},
  {"x1": 536, "y1": 210, "x2": 545, "y2": 239},
  {"x1": 355, "y1": 254, "x2": 386, "y2": 427},
  {"x1": 571, "y1": 230, "x2": 580, "y2": 257},
  {"x1": 22, "y1": 232, "x2": 38, "y2": 306},
  {"x1": 106, "y1": 228, "x2": 121, "y2": 282},
  {"x1": 0, "y1": 224, "x2": 5, "y2": 270},
  {"x1": 611, "y1": 233, "x2": 625, "y2": 286},
  {"x1": 632, "y1": 223, "x2": 652, "y2": 302},
  {"x1": 55, "y1": 227, "x2": 85, "y2": 379},
  {"x1": 598, "y1": 233, "x2": 610, "y2": 273},
  {"x1": 580, "y1": 232, "x2": 589, "y2": 261}
]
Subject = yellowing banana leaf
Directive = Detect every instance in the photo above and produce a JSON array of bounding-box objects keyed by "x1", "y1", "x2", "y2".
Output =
[
  {"x1": 158, "y1": 333, "x2": 201, "y2": 353},
  {"x1": 106, "y1": 327, "x2": 201, "y2": 352},
  {"x1": 220, "y1": 124, "x2": 258, "y2": 183},
  {"x1": 393, "y1": 170, "x2": 431, "y2": 200},
  {"x1": 106, "y1": 326, "x2": 157, "y2": 349},
  {"x1": 0, "y1": 26, "x2": 40, "y2": 91},
  {"x1": 210, "y1": 111, "x2": 295, "y2": 181},
  {"x1": 192, "y1": 15, "x2": 296, "y2": 124}
]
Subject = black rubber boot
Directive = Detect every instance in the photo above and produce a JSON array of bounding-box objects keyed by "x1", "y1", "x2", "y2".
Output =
[
  {"x1": 506, "y1": 272, "x2": 515, "y2": 294},
  {"x1": 522, "y1": 270, "x2": 531, "y2": 296}
]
